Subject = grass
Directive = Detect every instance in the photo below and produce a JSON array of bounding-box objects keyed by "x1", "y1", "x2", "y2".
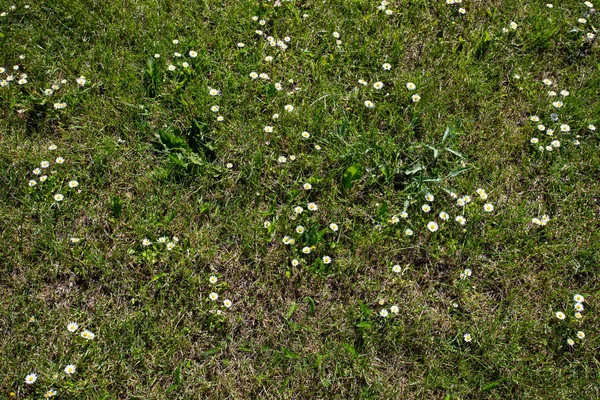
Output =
[{"x1": 1, "y1": 0, "x2": 599, "y2": 398}]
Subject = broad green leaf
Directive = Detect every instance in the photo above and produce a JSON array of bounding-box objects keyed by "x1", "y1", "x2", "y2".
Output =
[
  {"x1": 447, "y1": 167, "x2": 472, "y2": 178},
  {"x1": 445, "y1": 147, "x2": 465, "y2": 158},
  {"x1": 285, "y1": 302, "x2": 298, "y2": 319},
  {"x1": 405, "y1": 164, "x2": 424, "y2": 175},
  {"x1": 341, "y1": 164, "x2": 363, "y2": 191}
]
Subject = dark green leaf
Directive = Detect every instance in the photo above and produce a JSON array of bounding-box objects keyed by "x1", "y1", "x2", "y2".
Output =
[{"x1": 341, "y1": 164, "x2": 363, "y2": 191}]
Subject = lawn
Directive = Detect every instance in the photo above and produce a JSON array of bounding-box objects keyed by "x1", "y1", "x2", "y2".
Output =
[{"x1": 1, "y1": 0, "x2": 599, "y2": 398}]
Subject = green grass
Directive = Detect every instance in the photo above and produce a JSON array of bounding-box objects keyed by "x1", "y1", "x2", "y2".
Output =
[{"x1": 1, "y1": 0, "x2": 599, "y2": 398}]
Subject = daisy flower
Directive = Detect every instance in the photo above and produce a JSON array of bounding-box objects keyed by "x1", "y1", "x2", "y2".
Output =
[
  {"x1": 455, "y1": 215, "x2": 466, "y2": 225},
  {"x1": 48, "y1": 144, "x2": 58, "y2": 150},
  {"x1": 400, "y1": 211, "x2": 408, "y2": 219},
  {"x1": 411, "y1": 94, "x2": 421, "y2": 102},
  {"x1": 264, "y1": 126, "x2": 274, "y2": 133},
  {"x1": 574, "y1": 303, "x2": 584, "y2": 312},
  {"x1": 380, "y1": 309, "x2": 389, "y2": 317},
  {"x1": 81, "y1": 329, "x2": 95, "y2": 340},
  {"x1": 294, "y1": 206, "x2": 304, "y2": 214},
  {"x1": 44, "y1": 389, "x2": 57, "y2": 398},
  {"x1": 68, "y1": 180, "x2": 79, "y2": 188},
  {"x1": 373, "y1": 82, "x2": 384, "y2": 90},
  {"x1": 142, "y1": 238, "x2": 151, "y2": 246},
  {"x1": 223, "y1": 299, "x2": 232, "y2": 308},
  {"x1": 25, "y1": 373, "x2": 37, "y2": 384},
  {"x1": 390, "y1": 305, "x2": 399, "y2": 314},
  {"x1": 189, "y1": 50, "x2": 198, "y2": 57},
  {"x1": 67, "y1": 322, "x2": 79, "y2": 332},
  {"x1": 483, "y1": 203, "x2": 494, "y2": 212},
  {"x1": 166, "y1": 242, "x2": 176, "y2": 250},
  {"x1": 577, "y1": 331, "x2": 585, "y2": 339},
  {"x1": 329, "y1": 223, "x2": 339, "y2": 231},
  {"x1": 542, "y1": 79, "x2": 552, "y2": 86},
  {"x1": 427, "y1": 221, "x2": 438, "y2": 232},
  {"x1": 302, "y1": 246, "x2": 311, "y2": 254},
  {"x1": 28, "y1": 179, "x2": 37, "y2": 187},
  {"x1": 439, "y1": 212, "x2": 449, "y2": 220},
  {"x1": 322, "y1": 256, "x2": 332, "y2": 264},
  {"x1": 406, "y1": 82, "x2": 416, "y2": 90},
  {"x1": 303, "y1": 182, "x2": 312, "y2": 190},
  {"x1": 364, "y1": 100, "x2": 374, "y2": 108},
  {"x1": 555, "y1": 311, "x2": 566, "y2": 320},
  {"x1": 567, "y1": 338, "x2": 575, "y2": 346},
  {"x1": 421, "y1": 204, "x2": 431, "y2": 213},
  {"x1": 574, "y1": 294, "x2": 584, "y2": 303},
  {"x1": 284, "y1": 104, "x2": 294, "y2": 112},
  {"x1": 64, "y1": 365, "x2": 76, "y2": 375},
  {"x1": 463, "y1": 333, "x2": 472, "y2": 342},
  {"x1": 209, "y1": 292, "x2": 219, "y2": 301},
  {"x1": 209, "y1": 88, "x2": 220, "y2": 96},
  {"x1": 70, "y1": 238, "x2": 81, "y2": 243},
  {"x1": 307, "y1": 202, "x2": 318, "y2": 211},
  {"x1": 358, "y1": 79, "x2": 368, "y2": 86},
  {"x1": 209, "y1": 276, "x2": 218, "y2": 284},
  {"x1": 382, "y1": 63, "x2": 391, "y2": 70},
  {"x1": 54, "y1": 193, "x2": 64, "y2": 202},
  {"x1": 392, "y1": 264, "x2": 401, "y2": 273},
  {"x1": 56, "y1": 157, "x2": 65, "y2": 164},
  {"x1": 404, "y1": 228, "x2": 414, "y2": 236},
  {"x1": 295, "y1": 225, "x2": 305, "y2": 234}
]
